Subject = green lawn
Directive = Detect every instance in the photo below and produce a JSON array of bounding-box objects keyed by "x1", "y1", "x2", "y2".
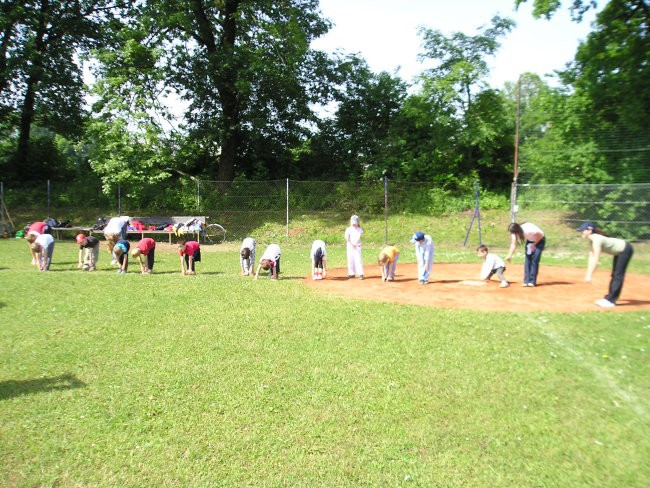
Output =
[{"x1": 1, "y1": 237, "x2": 648, "y2": 487}]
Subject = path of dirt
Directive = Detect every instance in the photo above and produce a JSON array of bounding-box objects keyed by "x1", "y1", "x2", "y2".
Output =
[{"x1": 303, "y1": 263, "x2": 650, "y2": 312}]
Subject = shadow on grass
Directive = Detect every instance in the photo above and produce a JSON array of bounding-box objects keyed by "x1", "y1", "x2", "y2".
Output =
[{"x1": 0, "y1": 374, "x2": 86, "y2": 401}]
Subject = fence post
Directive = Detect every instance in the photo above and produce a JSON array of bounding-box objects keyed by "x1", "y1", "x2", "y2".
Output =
[
  {"x1": 384, "y1": 177, "x2": 388, "y2": 245},
  {"x1": 286, "y1": 178, "x2": 289, "y2": 239}
]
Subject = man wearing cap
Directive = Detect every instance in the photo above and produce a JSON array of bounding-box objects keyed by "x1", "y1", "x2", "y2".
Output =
[
  {"x1": 411, "y1": 231, "x2": 434, "y2": 284},
  {"x1": 76, "y1": 233, "x2": 101, "y2": 271},
  {"x1": 578, "y1": 221, "x2": 634, "y2": 308}
]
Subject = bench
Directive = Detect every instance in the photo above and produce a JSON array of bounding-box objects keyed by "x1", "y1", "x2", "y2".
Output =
[
  {"x1": 127, "y1": 216, "x2": 207, "y2": 244},
  {"x1": 51, "y1": 226, "x2": 97, "y2": 240}
]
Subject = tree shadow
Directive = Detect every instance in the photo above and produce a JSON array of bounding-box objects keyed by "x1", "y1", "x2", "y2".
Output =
[{"x1": 0, "y1": 374, "x2": 86, "y2": 401}]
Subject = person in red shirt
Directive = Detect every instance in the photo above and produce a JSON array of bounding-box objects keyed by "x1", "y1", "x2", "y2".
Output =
[
  {"x1": 178, "y1": 240, "x2": 201, "y2": 275},
  {"x1": 131, "y1": 237, "x2": 156, "y2": 274}
]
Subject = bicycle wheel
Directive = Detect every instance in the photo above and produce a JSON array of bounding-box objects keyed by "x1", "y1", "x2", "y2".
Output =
[{"x1": 204, "y1": 223, "x2": 226, "y2": 244}]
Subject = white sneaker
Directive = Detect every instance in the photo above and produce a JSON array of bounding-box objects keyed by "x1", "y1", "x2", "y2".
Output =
[
  {"x1": 595, "y1": 298, "x2": 615, "y2": 308},
  {"x1": 500, "y1": 281, "x2": 510, "y2": 288}
]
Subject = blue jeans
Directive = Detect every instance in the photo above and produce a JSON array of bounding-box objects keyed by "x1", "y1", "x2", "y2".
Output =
[
  {"x1": 524, "y1": 237, "x2": 545, "y2": 285},
  {"x1": 605, "y1": 242, "x2": 633, "y2": 303}
]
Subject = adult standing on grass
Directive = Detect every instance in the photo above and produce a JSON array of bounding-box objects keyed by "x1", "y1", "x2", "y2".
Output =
[
  {"x1": 76, "y1": 233, "x2": 101, "y2": 271},
  {"x1": 345, "y1": 215, "x2": 364, "y2": 279},
  {"x1": 178, "y1": 239, "x2": 201, "y2": 275},
  {"x1": 31, "y1": 233, "x2": 55, "y2": 271},
  {"x1": 578, "y1": 221, "x2": 634, "y2": 308},
  {"x1": 310, "y1": 239, "x2": 327, "y2": 280},
  {"x1": 505, "y1": 222, "x2": 545, "y2": 287},
  {"x1": 411, "y1": 231, "x2": 434, "y2": 284},
  {"x1": 132, "y1": 237, "x2": 156, "y2": 274},
  {"x1": 103, "y1": 216, "x2": 129, "y2": 263},
  {"x1": 378, "y1": 245, "x2": 399, "y2": 282},
  {"x1": 255, "y1": 243, "x2": 281, "y2": 280},
  {"x1": 112, "y1": 240, "x2": 130, "y2": 274},
  {"x1": 240, "y1": 237, "x2": 256, "y2": 276}
]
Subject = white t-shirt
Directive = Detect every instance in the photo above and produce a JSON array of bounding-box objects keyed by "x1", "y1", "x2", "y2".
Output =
[
  {"x1": 241, "y1": 237, "x2": 256, "y2": 252},
  {"x1": 345, "y1": 225, "x2": 363, "y2": 246},
  {"x1": 480, "y1": 253, "x2": 505, "y2": 279},
  {"x1": 261, "y1": 244, "x2": 281, "y2": 263},
  {"x1": 520, "y1": 222, "x2": 544, "y2": 241},
  {"x1": 103, "y1": 217, "x2": 128, "y2": 235},
  {"x1": 35, "y1": 233, "x2": 54, "y2": 247},
  {"x1": 310, "y1": 240, "x2": 327, "y2": 259}
]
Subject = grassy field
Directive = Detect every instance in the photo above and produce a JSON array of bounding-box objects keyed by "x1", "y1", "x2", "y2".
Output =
[{"x1": 1, "y1": 221, "x2": 649, "y2": 487}]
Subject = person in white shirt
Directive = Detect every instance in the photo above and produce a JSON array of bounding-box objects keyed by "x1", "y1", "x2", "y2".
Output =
[
  {"x1": 344, "y1": 215, "x2": 364, "y2": 279},
  {"x1": 103, "y1": 216, "x2": 129, "y2": 263},
  {"x1": 410, "y1": 231, "x2": 434, "y2": 284},
  {"x1": 31, "y1": 233, "x2": 55, "y2": 271},
  {"x1": 505, "y1": 222, "x2": 545, "y2": 287},
  {"x1": 578, "y1": 221, "x2": 634, "y2": 308},
  {"x1": 476, "y1": 244, "x2": 509, "y2": 288},
  {"x1": 310, "y1": 239, "x2": 327, "y2": 280},
  {"x1": 255, "y1": 243, "x2": 281, "y2": 280},
  {"x1": 240, "y1": 237, "x2": 256, "y2": 276}
]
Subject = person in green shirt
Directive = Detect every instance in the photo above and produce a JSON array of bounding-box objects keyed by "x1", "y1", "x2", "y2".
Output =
[{"x1": 578, "y1": 221, "x2": 634, "y2": 308}]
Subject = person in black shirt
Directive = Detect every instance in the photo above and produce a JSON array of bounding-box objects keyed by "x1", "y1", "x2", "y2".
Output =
[{"x1": 76, "y1": 233, "x2": 101, "y2": 271}]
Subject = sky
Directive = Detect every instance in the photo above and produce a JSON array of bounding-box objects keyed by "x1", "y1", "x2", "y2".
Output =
[{"x1": 311, "y1": 0, "x2": 601, "y2": 88}]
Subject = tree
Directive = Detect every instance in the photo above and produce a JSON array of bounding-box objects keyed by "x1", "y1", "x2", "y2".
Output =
[
  {"x1": 514, "y1": 0, "x2": 599, "y2": 21},
  {"x1": 302, "y1": 57, "x2": 408, "y2": 180},
  {"x1": 411, "y1": 15, "x2": 515, "y2": 185},
  {"x1": 138, "y1": 0, "x2": 334, "y2": 181},
  {"x1": 0, "y1": 0, "x2": 125, "y2": 181}
]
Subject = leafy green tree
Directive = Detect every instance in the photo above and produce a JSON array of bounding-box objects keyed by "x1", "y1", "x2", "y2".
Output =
[
  {"x1": 0, "y1": 0, "x2": 125, "y2": 181},
  {"x1": 515, "y1": 0, "x2": 598, "y2": 21},
  {"x1": 401, "y1": 15, "x2": 515, "y2": 187},
  {"x1": 302, "y1": 57, "x2": 408, "y2": 180},
  {"x1": 509, "y1": 73, "x2": 609, "y2": 183},
  {"x1": 86, "y1": 14, "x2": 179, "y2": 193},
  {"x1": 563, "y1": 0, "x2": 650, "y2": 183},
  {"x1": 140, "y1": 0, "x2": 334, "y2": 181}
]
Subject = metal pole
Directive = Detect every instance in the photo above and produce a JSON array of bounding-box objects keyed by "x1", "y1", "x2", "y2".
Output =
[
  {"x1": 511, "y1": 75, "x2": 521, "y2": 223},
  {"x1": 197, "y1": 179, "x2": 201, "y2": 215},
  {"x1": 384, "y1": 177, "x2": 388, "y2": 244},
  {"x1": 286, "y1": 178, "x2": 289, "y2": 239},
  {"x1": 47, "y1": 179, "x2": 51, "y2": 218},
  {"x1": 117, "y1": 183, "x2": 121, "y2": 216},
  {"x1": 476, "y1": 180, "x2": 482, "y2": 245}
]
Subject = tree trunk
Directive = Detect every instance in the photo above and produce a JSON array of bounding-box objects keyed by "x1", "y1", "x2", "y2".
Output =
[
  {"x1": 190, "y1": 0, "x2": 240, "y2": 181},
  {"x1": 14, "y1": 77, "x2": 37, "y2": 177}
]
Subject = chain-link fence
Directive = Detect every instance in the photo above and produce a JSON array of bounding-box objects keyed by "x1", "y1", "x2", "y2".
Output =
[
  {"x1": 514, "y1": 183, "x2": 650, "y2": 240},
  {"x1": 2, "y1": 178, "x2": 485, "y2": 243},
  {"x1": 4, "y1": 178, "x2": 649, "y2": 246}
]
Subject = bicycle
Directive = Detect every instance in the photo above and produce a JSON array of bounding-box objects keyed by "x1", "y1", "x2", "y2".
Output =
[{"x1": 203, "y1": 223, "x2": 226, "y2": 244}]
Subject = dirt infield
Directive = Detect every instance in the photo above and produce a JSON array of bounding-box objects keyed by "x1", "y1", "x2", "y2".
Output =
[{"x1": 303, "y1": 263, "x2": 650, "y2": 312}]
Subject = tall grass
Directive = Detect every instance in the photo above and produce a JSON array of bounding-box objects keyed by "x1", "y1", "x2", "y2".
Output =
[{"x1": 1, "y1": 234, "x2": 649, "y2": 487}]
